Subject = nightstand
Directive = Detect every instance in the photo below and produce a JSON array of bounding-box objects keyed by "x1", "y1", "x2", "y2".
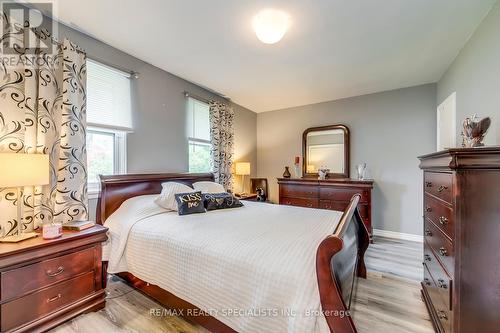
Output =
[{"x1": 0, "y1": 225, "x2": 108, "y2": 332}]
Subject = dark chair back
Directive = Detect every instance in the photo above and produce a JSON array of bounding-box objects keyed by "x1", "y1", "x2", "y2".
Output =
[{"x1": 250, "y1": 178, "x2": 268, "y2": 196}]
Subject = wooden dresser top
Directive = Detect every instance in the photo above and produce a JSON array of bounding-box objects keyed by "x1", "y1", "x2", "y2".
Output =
[
  {"x1": 419, "y1": 146, "x2": 500, "y2": 170},
  {"x1": 0, "y1": 225, "x2": 107, "y2": 259},
  {"x1": 277, "y1": 177, "x2": 374, "y2": 187}
]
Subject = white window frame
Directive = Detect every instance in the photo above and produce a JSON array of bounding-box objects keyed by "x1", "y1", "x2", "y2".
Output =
[
  {"x1": 87, "y1": 126, "x2": 127, "y2": 198},
  {"x1": 187, "y1": 97, "x2": 212, "y2": 173}
]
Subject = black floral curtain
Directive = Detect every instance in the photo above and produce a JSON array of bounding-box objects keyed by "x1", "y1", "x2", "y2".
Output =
[
  {"x1": 0, "y1": 13, "x2": 88, "y2": 237},
  {"x1": 209, "y1": 101, "x2": 234, "y2": 190}
]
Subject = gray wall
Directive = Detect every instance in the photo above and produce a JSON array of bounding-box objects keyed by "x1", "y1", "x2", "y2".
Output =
[
  {"x1": 257, "y1": 84, "x2": 436, "y2": 236},
  {"x1": 52, "y1": 22, "x2": 257, "y2": 220},
  {"x1": 437, "y1": 1, "x2": 500, "y2": 145},
  {"x1": 53, "y1": 0, "x2": 500, "y2": 233}
]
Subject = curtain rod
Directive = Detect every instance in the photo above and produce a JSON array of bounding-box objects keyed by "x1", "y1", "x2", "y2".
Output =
[
  {"x1": 183, "y1": 91, "x2": 231, "y2": 104},
  {"x1": 183, "y1": 91, "x2": 211, "y2": 104}
]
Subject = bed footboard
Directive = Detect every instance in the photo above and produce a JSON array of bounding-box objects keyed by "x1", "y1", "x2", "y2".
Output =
[{"x1": 316, "y1": 194, "x2": 369, "y2": 333}]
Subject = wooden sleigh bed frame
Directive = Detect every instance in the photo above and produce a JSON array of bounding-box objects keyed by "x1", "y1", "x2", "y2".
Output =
[{"x1": 96, "y1": 173, "x2": 369, "y2": 333}]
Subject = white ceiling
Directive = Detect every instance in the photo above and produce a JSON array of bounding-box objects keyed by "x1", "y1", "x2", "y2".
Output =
[{"x1": 46, "y1": 0, "x2": 495, "y2": 112}]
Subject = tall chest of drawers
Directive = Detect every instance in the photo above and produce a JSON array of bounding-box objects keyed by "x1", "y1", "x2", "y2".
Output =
[
  {"x1": 277, "y1": 178, "x2": 374, "y2": 241},
  {"x1": 418, "y1": 147, "x2": 500, "y2": 333}
]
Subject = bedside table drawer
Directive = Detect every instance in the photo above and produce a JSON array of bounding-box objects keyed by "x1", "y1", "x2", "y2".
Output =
[
  {"x1": 1, "y1": 247, "x2": 95, "y2": 301},
  {"x1": 1, "y1": 271, "x2": 95, "y2": 332}
]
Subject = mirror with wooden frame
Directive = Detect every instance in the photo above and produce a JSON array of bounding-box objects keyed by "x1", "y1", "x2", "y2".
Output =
[{"x1": 302, "y1": 124, "x2": 350, "y2": 178}]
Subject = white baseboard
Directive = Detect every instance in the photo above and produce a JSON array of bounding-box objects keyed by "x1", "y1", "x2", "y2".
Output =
[{"x1": 373, "y1": 228, "x2": 423, "y2": 243}]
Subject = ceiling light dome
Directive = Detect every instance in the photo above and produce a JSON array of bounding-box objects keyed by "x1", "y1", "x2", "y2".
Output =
[{"x1": 252, "y1": 9, "x2": 290, "y2": 44}]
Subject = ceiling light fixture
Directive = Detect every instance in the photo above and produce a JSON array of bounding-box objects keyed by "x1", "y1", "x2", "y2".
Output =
[{"x1": 252, "y1": 9, "x2": 290, "y2": 44}]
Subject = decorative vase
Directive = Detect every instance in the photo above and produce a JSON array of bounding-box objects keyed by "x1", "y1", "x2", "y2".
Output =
[
  {"x1": 293, "y1": 156, "x2": 301, "y2": 178},
  {"x1": 293, "y1": 164, "x2": 301, "y2": 178},
  {"x1": 283, "y1": 166, "x2": 291, "y2": 178},
  {"x1": 356, "y1": 163, "x2": 367, "y2": 180}
]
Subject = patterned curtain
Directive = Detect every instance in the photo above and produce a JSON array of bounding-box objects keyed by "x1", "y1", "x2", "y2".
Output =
[
  {"x1": 209, "y1": 101, "x2": 234, "y2": 190},
  {"x1": 0, "y1": 15, "x2": 88, "y2": 237}
]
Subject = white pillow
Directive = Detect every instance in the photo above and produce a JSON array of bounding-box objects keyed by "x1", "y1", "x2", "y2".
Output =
[
  {"x1": 192, "y1": 181, "x2": 226, "y2": 194},
  {"x1": 154, "y1": 182, "x2": 194, "y2": 211}
]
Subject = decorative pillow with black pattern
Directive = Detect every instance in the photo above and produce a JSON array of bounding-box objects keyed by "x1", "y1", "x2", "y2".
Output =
[
  {"x1": 203, "y1": 192, "x2": 244, "y2": 211},
  {"x1": 174, "y1": 191, "x2": 206, "y2": 215}
]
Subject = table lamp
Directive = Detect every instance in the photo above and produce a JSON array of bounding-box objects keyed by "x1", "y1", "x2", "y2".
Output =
[
  {"x1": 0, "y1": 153, "x2": 49, "y2": 242},
  {"x1": 235, "y1": 162, "x2": 251, "y2": 195}
]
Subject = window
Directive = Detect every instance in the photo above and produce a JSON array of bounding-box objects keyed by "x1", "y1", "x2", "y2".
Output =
[
  {"x1": 86, "y1": 127, "x2": 126, "y2": 187},
  {"x1": 187, "y1": 97, "x2": 211, "y2": 173},
  {"x1": 86, "y1": 59, "x2": 132, "y2": 194}
]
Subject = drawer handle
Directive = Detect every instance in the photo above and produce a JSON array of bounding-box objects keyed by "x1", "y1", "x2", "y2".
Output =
[
  {"x1": 424, "y1": 254, "x2": 432, "y2": 262},
  {"x1": 437, "y1": 279, "x2": 448, "y2": 289},
  {"x1": 425, "y1": 229, "x2": 432, "y2": 236},
  {"x1": 437, "y1": 310, "x2": 448, "y2": 320},
  {"x1": 425, "y1": 181, "x2": 432, "y2": 188},
  {"x1": 46, "y1": 266, "x2": 64, "y2": 277},
  {"x1": 307, "y1": 203, "x2": 312, "y2": 207},
  {"x1": 439, "y1": 216, "x2": 448, "y2": 225},
  {"x1": 47, "y1": 294, "x2": 62, "y2": 303},
  {"x1": 439, "y1": 247, "x2": 448, "y2": 257},
  {"x1": 437, "y1": 185, "x2": 448, "y2": 193},
  {"x1": 423, "y1": 278, "x2": 431, "y2": 286},
  {"x1": 425, "y1": 206, "x2": 432, "y2": 212}
]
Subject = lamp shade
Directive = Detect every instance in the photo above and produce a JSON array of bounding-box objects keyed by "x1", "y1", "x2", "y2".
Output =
[
  {"x1": 235, "y1": 162, "x2": 251, "y2": 176},
  {"x1": 0, "y1": 153, "x2": 50, "y2": 187}
]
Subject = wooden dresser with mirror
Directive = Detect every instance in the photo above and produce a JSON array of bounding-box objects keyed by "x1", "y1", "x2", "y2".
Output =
[{"x1": 278, "y1": 124, "x2": 374, "y2": 241}]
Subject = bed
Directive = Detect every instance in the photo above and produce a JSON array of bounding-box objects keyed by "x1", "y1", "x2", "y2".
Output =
[{"x1": 97, "y1": 173, "x2": 369, "y2": 333}]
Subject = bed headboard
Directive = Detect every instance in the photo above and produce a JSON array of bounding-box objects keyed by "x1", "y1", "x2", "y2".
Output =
[{"x1": 96, "y1": 173, "x2": 214, "y2": 224}]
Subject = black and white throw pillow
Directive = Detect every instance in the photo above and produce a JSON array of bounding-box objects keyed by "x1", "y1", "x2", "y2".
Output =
[
  {"x1": 174, "y1": 191, "x2": 206, "y2": 215},
  {"x1": 203, "y1": 192, "x2": 243, "y2": 211}
]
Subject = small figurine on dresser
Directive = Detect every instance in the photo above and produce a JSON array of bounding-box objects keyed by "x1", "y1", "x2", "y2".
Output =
[
  {"x1": 318, "y1": 166, "x2": 330, "y2": 180},
  {"x1": 461, "y1": 114, "x2": 491, "y2": 147},
  {"x1": 256, "y1": 187, "x2": 267, "y2": 202}
]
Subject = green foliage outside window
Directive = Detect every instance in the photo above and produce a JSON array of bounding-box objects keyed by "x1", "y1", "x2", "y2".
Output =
[{"x1": 189, "y1": 141, "x2": 211, "y2": 173}]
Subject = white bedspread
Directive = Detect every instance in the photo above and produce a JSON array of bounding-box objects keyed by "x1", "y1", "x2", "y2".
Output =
[{"x1": 102, "y1": 195, "x2": 342, "y2": 333}]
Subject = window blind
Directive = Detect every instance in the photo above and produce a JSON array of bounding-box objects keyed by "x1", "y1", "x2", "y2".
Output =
[
  {"x1": 86, "y1": 59, "x2": 133, "y2": 130},
  {"x1": 187, "y1": 97, "x2": 210, "y2": 141}
]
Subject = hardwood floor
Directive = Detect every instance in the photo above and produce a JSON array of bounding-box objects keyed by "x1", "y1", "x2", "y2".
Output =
[
  {"x1": 353, "y1": 238, "x2": 432, "y2": 333},
  {"x1": 50, "y1": 236, "x2": 433, "y2": 333}
]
